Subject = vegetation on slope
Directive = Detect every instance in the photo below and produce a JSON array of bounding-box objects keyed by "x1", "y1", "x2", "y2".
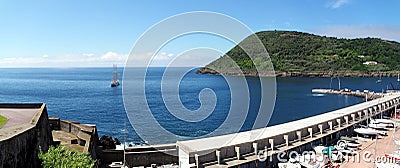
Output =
[
  {"x1": 39, "y1": 145, "x2": 95, "y2": 168},
  {"x1": 199, "y1": 30, "x2": 400, "y2": 76},
  {"x1": 0, "y1": 115, "x2": 7, "y2": 128}
]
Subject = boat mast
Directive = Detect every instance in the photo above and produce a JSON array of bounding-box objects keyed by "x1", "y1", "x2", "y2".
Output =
[
  {"x1": 113, "y1": 64, "x2": 118, "y2": 82},
  {"x1": 123, "y1": 121, "x2": 126, "y2": 167},
  {"x1": 398, "y1": 73, "x2": 400, "y2": 82},
  {"x1": 366, "y1": 94, "x2": 369, "y2": 125}
]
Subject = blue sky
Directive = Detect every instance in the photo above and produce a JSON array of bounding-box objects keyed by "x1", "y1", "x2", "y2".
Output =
[{"x1": 0, "y1": 0, "x2": 399, "y2": 67}]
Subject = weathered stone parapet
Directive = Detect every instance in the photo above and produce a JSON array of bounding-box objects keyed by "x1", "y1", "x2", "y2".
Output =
[
  {"x1": 49, "y1": 118, "x2": 99, "y2": 160},
  {"x1": 0, "y1": 103, "x2": 53, "y2": 168}
]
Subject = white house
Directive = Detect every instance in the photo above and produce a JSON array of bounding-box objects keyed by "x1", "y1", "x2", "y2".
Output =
[{"x1": 363, "y1": 61, "x2": 378, "y2": 65}]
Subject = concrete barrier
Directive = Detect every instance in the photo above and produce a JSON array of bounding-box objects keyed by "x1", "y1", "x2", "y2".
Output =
[
  {"x1": 100, "y1": 144, "x2": 178, "y2": 167},
  {"x1": 49, "y1": 118, "x2": 99, "y2": 160},
  {"x1": 0, "y1": 103, "x2": 53, "y2": 168}
]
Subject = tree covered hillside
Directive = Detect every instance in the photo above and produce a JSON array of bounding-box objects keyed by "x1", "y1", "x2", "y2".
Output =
[{"x1": 198, "y1": 30, "x2": 400, "y2": 76}]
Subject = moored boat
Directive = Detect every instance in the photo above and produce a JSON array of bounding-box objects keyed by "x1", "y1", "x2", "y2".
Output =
[
  {"x1": 294, "y1": 153, "x2": 322, "y2": 168},
  {"x1": 337, "y1": 139, "x2": 361, "y2": 149},
  {"x1": 313, "y1": 146, "x2": 326, "y2": 155},
  {"x1": 335, "y1": 140, "x2": 358, "y2": 155},
  {"x1": 346, "y1": 142, "x2": 361, "y2": 148},
  {"x1": 354, "y1": 127, "x2": 380, "y2": 136},
  {"x1": 374, "y1": 119, "x2": 395, "y2": 125},
  {"x1": 339, "y1": 136, "x2": 357, "y2": 142},
  {"x1": 369, "y1": 122, "x2": 391, "y2": 129},
  {"x1": 313, "y1": 146, "x2": 343, "y2": 162},
  {"x1": 111, "y1": 64, "x2": 120, "y2": 87},
  {"x1": 108, "y1": 161, "x2": 128, "y2": 168},
  {"x1": 278, "y1": 158, "x2": 302, "y2": 168}
]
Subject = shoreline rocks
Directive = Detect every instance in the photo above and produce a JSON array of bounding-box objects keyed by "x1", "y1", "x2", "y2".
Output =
[
  {"x1": 196, "y1": 68, "x2": 400, "y2": 77},
  {"x1": 99, "y1": 135, "x2": 121, "y2": 149}
]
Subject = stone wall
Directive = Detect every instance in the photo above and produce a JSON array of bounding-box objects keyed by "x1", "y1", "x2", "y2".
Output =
[
  {"x1": 49, "y1": 118, "x2": 99, "y2": 160},
  {"x1": 0, "y1": 103, "x2": 53, "y2": 168},
  {"x1": 101, "y1": 144, "x2": 178, "y2": 167}
]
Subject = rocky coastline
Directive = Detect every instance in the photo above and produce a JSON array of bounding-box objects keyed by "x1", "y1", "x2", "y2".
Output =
[{"x1": 196, "y1": 68, "x2": 400, "y2": 77}]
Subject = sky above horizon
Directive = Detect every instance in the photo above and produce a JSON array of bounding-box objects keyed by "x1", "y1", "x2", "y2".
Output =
[{"x1": 0, "y1": 0, "x2": 399, "y2": 67}]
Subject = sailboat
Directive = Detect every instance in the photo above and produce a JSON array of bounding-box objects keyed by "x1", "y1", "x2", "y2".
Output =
[
  {"x1": 294, "y1": 154, "x2": 321, "y2": 168},
  {"x1": 354, "y1": 127, "x2": 381, "y2": 136},
  {"x1": 355, "y1": 94, "x2": 387, "y2": 136},
  {"x1": 376, "y1": 73, "x2": 382, "y2": 83},
  {"x1": 369, "y1": 119, "x2": 395, "y2": 129},
  {"x1": 328, "y1": 77, "x2": 340, "y2": 90},
  {"x1": 396, "y1": 73, "x2": 400, "y2": 83},
  {"x1": 278, "y1": 158, "x2": 302, "y2": 168},
  {"x1": 111, "y1": 64, "x2": 120, "y2": 87},
  {"x1": 396, "y1": 73, "x2": 400, "y2": 84}
]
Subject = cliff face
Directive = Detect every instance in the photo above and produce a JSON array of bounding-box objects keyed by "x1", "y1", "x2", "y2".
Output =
[{"x1": 197, "y1": 30, "x2": 400, "y2": 77}]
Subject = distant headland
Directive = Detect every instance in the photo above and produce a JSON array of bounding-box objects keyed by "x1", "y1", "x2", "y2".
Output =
[{"x1": 197, "y1": 30, "x2": 400, "y2": 77}]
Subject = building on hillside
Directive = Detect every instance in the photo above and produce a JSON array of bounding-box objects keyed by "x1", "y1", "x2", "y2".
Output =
[{"x1": 363, "y1": 61, "x2": 378, "y2": 65}]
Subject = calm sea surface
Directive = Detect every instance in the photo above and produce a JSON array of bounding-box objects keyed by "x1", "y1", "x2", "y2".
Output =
[{"x1": 0, "y1": 68, "x2": 396, "y2": 144}]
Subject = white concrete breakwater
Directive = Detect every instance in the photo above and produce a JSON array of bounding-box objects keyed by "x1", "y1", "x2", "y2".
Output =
[
  {"x1": 177, "y1": 93, "x2": 400, "y2": 168},
  {"x1": 312, "y1": 88, "x2": 383, "y2": 100}
]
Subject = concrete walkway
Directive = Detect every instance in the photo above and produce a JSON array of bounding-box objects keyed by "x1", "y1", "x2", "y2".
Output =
[
  {"x1": 0, "y1": 108, "x2": 39, "y2": 128},
  {"x1": 341, "y1": 128, "x2": 400, "y2": 168}
]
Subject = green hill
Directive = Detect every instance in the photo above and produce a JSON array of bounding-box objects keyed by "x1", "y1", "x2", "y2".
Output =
[{"x1": 197, "y1": 30, "x2": 400, "y2": 77}]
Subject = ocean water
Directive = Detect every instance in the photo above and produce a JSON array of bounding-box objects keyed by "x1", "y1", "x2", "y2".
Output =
[{"x1": 0, "y1": 68, "x2": 396, "y2": 144}]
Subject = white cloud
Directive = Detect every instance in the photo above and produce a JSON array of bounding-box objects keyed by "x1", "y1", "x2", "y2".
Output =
[
  {"x1": 152, "y1": 52, "x2": 175, "y2": 61},
  {"x1": 0, "y1": 51, "x2": 128, "y2": 68},
  {"x1": 42, "y1": 54, "x2": 49, "y2": 58},
  {"x1": 0, "y1": 57, "x2": 47, "y2": 66},
  {"x1": 100, "y1": 51, "x2": 124, "y2": 60},
  {"x1": 328, "y1": 0, "x2": 350, "y2": 9},
  {"x1": 311, "y1": 25, "x2": 400, "y2": 42},
  {"x1": 0, "y1": 49, "x2": 221, "y2": 68},
  {"x1": 126, "y1": 50, "x2": 219, "y2": 67},
  {"x1": 83, "y1": 53, "x2": 94, "y2": 57}
]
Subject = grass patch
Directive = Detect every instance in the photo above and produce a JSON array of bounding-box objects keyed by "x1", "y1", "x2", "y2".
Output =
[{"x1": 0, "y1": 115, "x2": 8, "y2": 128}]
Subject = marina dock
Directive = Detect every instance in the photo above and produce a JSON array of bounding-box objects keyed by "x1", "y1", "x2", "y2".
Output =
[
  {"x1": 177, "y1": 93, "x2": 400, "y2": 168},
  {"x1": 312, "y1": 88, "x2": 384, "y2": 100},
  {"x1": 340, "y1": 127, "x2": 399, "y2": 168}
]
